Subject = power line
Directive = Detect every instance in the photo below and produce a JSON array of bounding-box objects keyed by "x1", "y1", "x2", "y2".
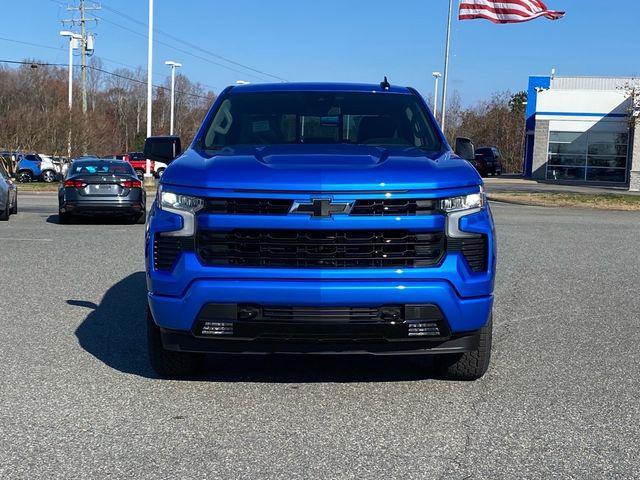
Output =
[
  {"x1": 98, "y1": 16, "x2": 274, "y2": 83},
  {"x1": 0, "y1": 34, "x2": 222, "y2": 90},
  {"x1": 99, "y1": 2, "x2": 288, "y2": 82},
  {"x1": 0, "y1": 59, "x2": 213, "y2": 100},
  {"x1": 46, "y1": 0, "x2": 246, "y2": 88},
  {"x1": 49, "y1": 0, "x2": 284, "y2": 82},
  {"x1": 90, "y1": 65, "x2": 212, "y2": 100},
  {"x1": 0, "y1": 36, "x2": 62, "y2": 51}
]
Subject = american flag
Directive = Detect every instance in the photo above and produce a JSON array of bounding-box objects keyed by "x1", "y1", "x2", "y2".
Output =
[{"x1": 459, "y1": 0, "x2": 565, "y2": 24}]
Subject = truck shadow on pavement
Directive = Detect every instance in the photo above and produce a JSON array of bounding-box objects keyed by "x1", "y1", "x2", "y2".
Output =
[{"x1": 73, "y1": 271, "x2": 438, "y2": 382}]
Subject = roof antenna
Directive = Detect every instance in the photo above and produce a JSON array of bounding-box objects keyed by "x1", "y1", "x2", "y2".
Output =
[{"x1": 380, "y1": 76, "x2": 391, "y2": 91}]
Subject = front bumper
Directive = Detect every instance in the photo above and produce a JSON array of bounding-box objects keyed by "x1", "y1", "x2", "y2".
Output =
[
  {"x1": 156, "y1": 301, "x2": 485, "y2": 355},
  {"x1": 160, "y1": 327, "x2": 481, "y2": 355},
  {"x1": 148, "y1": 278, "x2": 493, "y2": 342}
]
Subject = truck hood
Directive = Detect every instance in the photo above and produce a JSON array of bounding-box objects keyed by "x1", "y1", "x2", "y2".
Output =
[{"x1": 161, "y1": 144, "x2": 481, "y2": 192}]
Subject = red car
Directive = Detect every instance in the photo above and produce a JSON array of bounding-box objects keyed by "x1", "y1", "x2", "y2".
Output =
[{"x1": 123, "y1": 152, "x2": 167, "y2": 179}]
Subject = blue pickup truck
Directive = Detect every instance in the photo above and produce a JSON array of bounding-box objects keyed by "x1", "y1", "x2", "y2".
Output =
[{"x1": 143, "y1": 82, "x2": 496, "y2": 380}]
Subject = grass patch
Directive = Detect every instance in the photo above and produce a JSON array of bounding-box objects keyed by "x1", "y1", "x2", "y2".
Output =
[
  {"x1": 15, "y1": 182, "x2": 60, "y2": 192},
  {"x1": 489, "y1": 192, "x2": 640, "y2": 211}
]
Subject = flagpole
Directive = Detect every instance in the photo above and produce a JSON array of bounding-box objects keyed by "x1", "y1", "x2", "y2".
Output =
[{"x1": 440, "y1": 0, "x2": 454, "y2": 136}]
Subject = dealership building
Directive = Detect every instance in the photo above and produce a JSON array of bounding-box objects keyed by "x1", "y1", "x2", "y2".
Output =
[{"x1": 523, "y1": 75, "x2": 640, "y2": 190}]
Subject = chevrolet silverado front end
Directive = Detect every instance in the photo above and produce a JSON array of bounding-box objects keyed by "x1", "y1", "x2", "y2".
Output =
[{"x1": 145, "y1": 83, "x2": 496, "y2": 380}]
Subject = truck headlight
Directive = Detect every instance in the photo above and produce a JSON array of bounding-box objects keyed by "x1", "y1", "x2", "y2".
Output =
[
  {"x1": 442, "y1": 187, "x2": 485, "y2": 238},
  {"x1": 159, "y1": 188, "x2": 204, "y2": 212},
  {"x1": 440, "y1": 188, "x2": 484, "y2": 213},
  {"x1": 157, "y1": 187, "x2": 203, "y2": 237}
]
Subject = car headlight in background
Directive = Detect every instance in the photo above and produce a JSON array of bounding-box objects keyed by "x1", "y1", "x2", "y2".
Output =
[
  {"x1": 440, "y1": 188, "x2": 484, "y2": 213},
  {"x1": 159, "y1": 188, "x2": 204, "y2": 213}
]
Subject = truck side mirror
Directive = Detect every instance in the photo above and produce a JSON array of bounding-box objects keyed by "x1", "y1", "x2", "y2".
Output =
[
  {"x1": 144, "y1": 136, "x2": 182, "y2": 164},
  {"x1": 454, "y1": 137, "x2": 475, "y2": 161}
]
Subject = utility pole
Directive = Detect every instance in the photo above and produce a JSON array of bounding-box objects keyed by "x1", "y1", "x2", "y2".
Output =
[{"x1": 62, "y1": 1, "x2": 100, "y2": 116}]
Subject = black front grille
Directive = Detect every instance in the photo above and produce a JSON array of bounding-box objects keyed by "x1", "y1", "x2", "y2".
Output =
[
  {"x1": 153, "y1": 235, "x2": 188, "y2": 271},
  {"x1": 351, "y1": 199, "x2": 437, "y2": 216},
  {"x1": 447, "y1": 236, "x2": 488, "y2": 272},
  {"x1": 197, "y1": 229, "x2": 445, "y2": 268},
  {"x1": 204, "y1": 198, "x2": 293, "y2": 215}
]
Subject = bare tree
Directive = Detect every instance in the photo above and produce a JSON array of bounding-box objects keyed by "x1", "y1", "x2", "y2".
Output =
[
  {"x1": 456, "y1": 91, "x2": 527, "y2": 173},
  {"x1": 0, "y1": 59, "x2": 216, "y2": 157}
]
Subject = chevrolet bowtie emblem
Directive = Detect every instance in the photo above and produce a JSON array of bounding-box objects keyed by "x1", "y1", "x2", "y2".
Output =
[{"x1": 290, "y1": 199, "x2": 352, "y2": 218}]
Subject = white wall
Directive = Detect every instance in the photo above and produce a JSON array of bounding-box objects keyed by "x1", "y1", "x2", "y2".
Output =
[
  {"x1": 536, "y1": 89, "x2": 631, "y2": 123},
  {"x1": 548, "y1": 119, "x2": 628, "y2": 134}
]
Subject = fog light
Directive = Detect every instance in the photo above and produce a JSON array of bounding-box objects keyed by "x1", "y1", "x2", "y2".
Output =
[
  {"x1": 380, "y1": 307, "x2": 402, "y2": 322},
  {"x1": 407, "y1": 321, "x2": 441, "y2": 337},
  {"x1": 201, "y1": 321, "x2": 233, "y2": 336},
  {"x1": 238, "y1": 306, "x2": 260, "y2": 320}
]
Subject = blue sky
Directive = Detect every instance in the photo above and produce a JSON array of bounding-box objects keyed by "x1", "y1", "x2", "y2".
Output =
[{"x1": 1, "y1": 0, "x2": 638, "y2": 105}]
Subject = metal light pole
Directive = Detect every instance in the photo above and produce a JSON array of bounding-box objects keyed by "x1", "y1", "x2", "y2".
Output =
[
  {"x1": 164, "y1": 60, "x2": 182, "y2": 135},
  {"x1": 60, "y1": 31, "x2": 82, "y2": 160},
  {"x1": 440, "y1": 0, "x2": 454, "y2": 135},
  {"x1": 145, "y1": 0, "x2": 154, "y2": 179},
  {"x1": 432, "y1": 71, "x2": 442, "y2": 122}
]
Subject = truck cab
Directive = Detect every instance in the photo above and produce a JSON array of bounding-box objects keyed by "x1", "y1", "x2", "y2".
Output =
[{"x1": 144, "y1": 82, "x2": 496, "y2": 380}]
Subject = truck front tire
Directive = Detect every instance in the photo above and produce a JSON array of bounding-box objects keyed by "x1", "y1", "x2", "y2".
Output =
[
  {"x1": 434, "y1": 314, "x2": 492, "y2": 381},
  {"x1": 147, "y1": 308, "x2": 203, "y2": 377}
]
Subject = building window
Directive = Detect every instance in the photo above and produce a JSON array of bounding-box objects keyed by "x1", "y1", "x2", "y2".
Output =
[{"x1": 547, "y1": 131, "x2": 628, "y2": 183}]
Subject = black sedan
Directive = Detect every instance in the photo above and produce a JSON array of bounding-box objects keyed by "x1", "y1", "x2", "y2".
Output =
[{"x1": 58, "y1": 158, "x2": 146, "y2": 224}]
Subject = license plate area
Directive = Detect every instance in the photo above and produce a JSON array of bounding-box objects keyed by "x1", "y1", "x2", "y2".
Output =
[{"x1": 87, "y1": 184, "x2": 120, "y2": 195}]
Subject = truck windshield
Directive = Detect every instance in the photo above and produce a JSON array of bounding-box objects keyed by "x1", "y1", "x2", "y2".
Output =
[{"x1": 202, "y1": 91, "x2": 442, "y2": 151}]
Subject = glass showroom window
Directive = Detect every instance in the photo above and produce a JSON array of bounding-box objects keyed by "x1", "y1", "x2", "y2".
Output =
[{"x1": 547, "y1": 131, "x2": 628, "y2": 183}]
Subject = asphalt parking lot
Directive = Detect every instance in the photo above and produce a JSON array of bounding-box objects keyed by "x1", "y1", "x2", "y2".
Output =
[{"x1": 1, "y1": 193, "x2": 639, "y2": 479}]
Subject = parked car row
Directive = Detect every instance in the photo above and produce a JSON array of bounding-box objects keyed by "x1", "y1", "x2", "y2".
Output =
[
  {"x1": 0, "y1": 155, "x2": 146, "y2": 224},
  {"x1": 2, "y1": 150, "x2": 166, "y2": 184}
]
